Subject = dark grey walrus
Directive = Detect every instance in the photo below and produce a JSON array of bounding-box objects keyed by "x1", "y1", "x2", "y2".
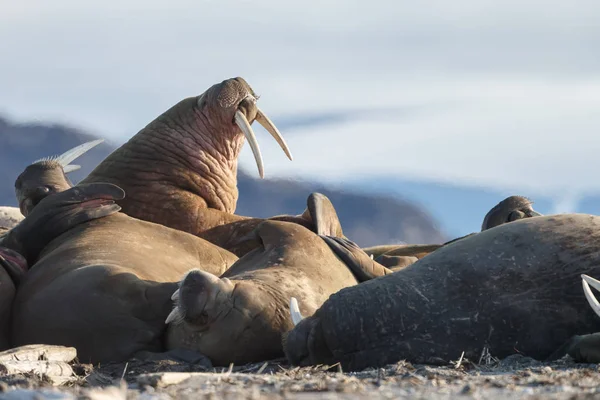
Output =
[{"x1": 284, "y1": 214, "x2": 600, "y2": 371}]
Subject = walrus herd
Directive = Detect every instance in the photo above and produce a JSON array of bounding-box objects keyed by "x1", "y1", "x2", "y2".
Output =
[{"x1": 1, "y1": 77, "x2": 599, "y2": 372}]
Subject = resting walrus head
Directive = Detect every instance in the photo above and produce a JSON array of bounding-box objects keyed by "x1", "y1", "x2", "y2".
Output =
[
  {"x1": 481, "y1": 195, "x2": 542, "y2": 231},
  {"x1": 15, "y1": 140, "x2": 104, "y2": 216}
]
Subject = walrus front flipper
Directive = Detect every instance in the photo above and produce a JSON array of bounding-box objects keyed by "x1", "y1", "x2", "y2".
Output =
[
  {"x1": 549, "y1": 274, "x2": 600, "y2": 363},
  {"x1": 2, "y1": 183, "x2": 125, "y2": 263},
  {"x1": 306, "y1": 193, "x2": 343, "y2": 238},
  {"x1": 321, "y1": 235, "x2": 393, "y2": 282},
  {"x1": 548, "y1": 333, "x2": 600, "y2": 363}
]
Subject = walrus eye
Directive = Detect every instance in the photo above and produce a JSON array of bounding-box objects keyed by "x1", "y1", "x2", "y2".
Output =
[
  {"x1": 582, "y1": 274, "x2": 600, "y2": 318},
  {"x1": 30, "y1": 186, "x2": 52, "y2": 207}
]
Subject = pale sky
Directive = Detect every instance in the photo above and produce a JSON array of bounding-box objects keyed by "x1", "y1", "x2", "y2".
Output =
[{"x1": 1, "y1": 0, "x2": 599, "y2": 212}]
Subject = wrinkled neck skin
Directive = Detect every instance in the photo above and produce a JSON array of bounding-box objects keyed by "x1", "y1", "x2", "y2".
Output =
[{"x1": 83, "y1": 99, "x2": 247, "y2": 234}]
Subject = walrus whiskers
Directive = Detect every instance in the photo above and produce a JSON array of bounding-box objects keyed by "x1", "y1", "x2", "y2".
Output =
[{"x1": 582, "y1": 274, "x2": 600, "y2": 318}]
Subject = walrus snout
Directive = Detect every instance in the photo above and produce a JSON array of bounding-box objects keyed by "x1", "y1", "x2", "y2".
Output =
[
  {"x1": 283, "y1": 315, "x2": 334, "y2": 367},
  {"x1": 166, "y1": 269, "x2": 234, "y2": 327}
]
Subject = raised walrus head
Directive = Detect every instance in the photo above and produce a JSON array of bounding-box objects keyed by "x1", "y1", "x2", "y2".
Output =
[
  {"x1": 2, "y1": 182, "x2": 124, "y2": 263},
  {"x1": 81, "y1": 78, "x2": 292, "y2": 225},
  {"x1": 14, "y1": 140, "x2": 104, "y2": 216},
  {"x1": 481, "y1": 195, "x2": 541, "y2": 231}
]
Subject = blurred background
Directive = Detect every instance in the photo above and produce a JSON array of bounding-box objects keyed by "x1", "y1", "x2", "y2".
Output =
[{"x1": 1, "y1": 1, "x2": 598, "y2": 245}]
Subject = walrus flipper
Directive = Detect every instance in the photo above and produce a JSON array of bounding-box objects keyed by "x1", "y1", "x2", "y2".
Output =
[
  {"x1": 320, "y1": 235, "x2": 393, "y2": 282},
  {"x1": 2, "y1": 183, "x2": 124, "y2": 263},
  {"x1": 306, "y1": 193, "x2": 344, "y2": 238},
  {"x1": 549, "y1": 274, "x2": 600, "y2": 363}
]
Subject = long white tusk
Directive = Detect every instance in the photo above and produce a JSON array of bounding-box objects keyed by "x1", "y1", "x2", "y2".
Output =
[
  {"x1": 582, "y1": 274, "x2": 600, "y2": 318},
  {"x1": 370, "y1": 254, "x2": 374, "y2": 260},
  {"x1": 235, "y1": 110, "x2": 264, "y2": 179},
  {"x1": 290, "y1": 297, "x2": 304, "y2": 326},
  {"x1": 165, "y1": 307, "x2": 181, "y2": 324},
  {"x1": 171, "y1": 289, "x2": 180, "y2": 301},
  {"x1": 33, "y1": 139, "x2": 105, "y2": 173},
  {"x1": 255, "y1": 107, "x2": 293, "y2": 161}
]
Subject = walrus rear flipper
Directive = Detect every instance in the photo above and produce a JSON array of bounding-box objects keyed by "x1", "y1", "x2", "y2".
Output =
[
  {"x1": 306, "y1": 193, "x2": 344, "y2": 238},
  {"x1": 321, "y1": 235, "x2": 393, "y2": 282}
]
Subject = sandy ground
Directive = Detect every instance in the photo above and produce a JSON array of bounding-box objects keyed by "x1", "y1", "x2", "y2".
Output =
[{"x1": 1, "y1": 354, "x2": 600, "y2": 399}]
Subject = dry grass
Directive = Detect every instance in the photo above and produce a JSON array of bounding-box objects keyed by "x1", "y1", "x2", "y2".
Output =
[{"x1": 1, "y1": 354, "x2": 599, "y2": 399}]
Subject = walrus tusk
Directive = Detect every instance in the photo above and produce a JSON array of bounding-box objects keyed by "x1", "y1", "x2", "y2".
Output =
[
  {"x1": 255, "y1": 107, "x2": 293, "y2": 161},
  {"x1": 165, "y1": 307, "x2": 181, "y2": 324},
  {"x1": 34, "y1": 139, "x2": 105, "y2": 173},
  {"x1": 582, "y1": 274, "x2": 600, "y2": 318},
  {"x1": 290, "y1": 297, "x2": 304, "y2": 326},
  {"x1": 235, "y1": 110, "x2": 264, "y2": 179},
  {"x1": 171, "y1": 289, "x2": 180, "y2": 301}
]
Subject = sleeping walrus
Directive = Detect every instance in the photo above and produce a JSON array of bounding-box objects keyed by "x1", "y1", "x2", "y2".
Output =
[
  {"x1": 284, "y1": 214, "x2": 600, "y2": 371},
  {"x1": 164, "y1": 193, "x2": 391, "y2": 366}
]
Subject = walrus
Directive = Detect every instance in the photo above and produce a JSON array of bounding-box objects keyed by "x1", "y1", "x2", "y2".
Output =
[
  {"x1": 481, "y1": 195, "x2": 541, "y2": 231},
  {"x1": 163, "y1": 193, "x2": 389, "y2": 366},
  {"x1": 15, "y1": 139, "x2": 105, "y2": 217},
  {"x1": 10, "y1": 184, "x2": 239, "y2": 364},
  {"x1": 78, "y1": 78, "x2": 308, "y2": 241},
  {"x1": 361, "y1": 195, "x2": 543, "y2": 271},
  {"x1": 0, "y1": 247, "x2": 27, "y2": 350},
  {"x1": 284, "y1": 214, "x2": 600, "y2": 371}
]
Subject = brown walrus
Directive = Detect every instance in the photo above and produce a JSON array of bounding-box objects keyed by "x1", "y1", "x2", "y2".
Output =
[
  {"x1": 284, "y1": 214, "x2": 600, "y2": 371},
  {"x1": 481, "y1": 195, "x2": 541, "y2": 231},
  {"x1": 10, "y1": 183, "x2": 239, "y2": 364},
  {"x1": 77, "y1": 78, "x2": 316, "y2": 256},
  {"x1": 362, "y1": 195, "x2": 543, "y2": 272},
  {"x1": 164, "y1": 193, "x2": 388, "y2": 366}
]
